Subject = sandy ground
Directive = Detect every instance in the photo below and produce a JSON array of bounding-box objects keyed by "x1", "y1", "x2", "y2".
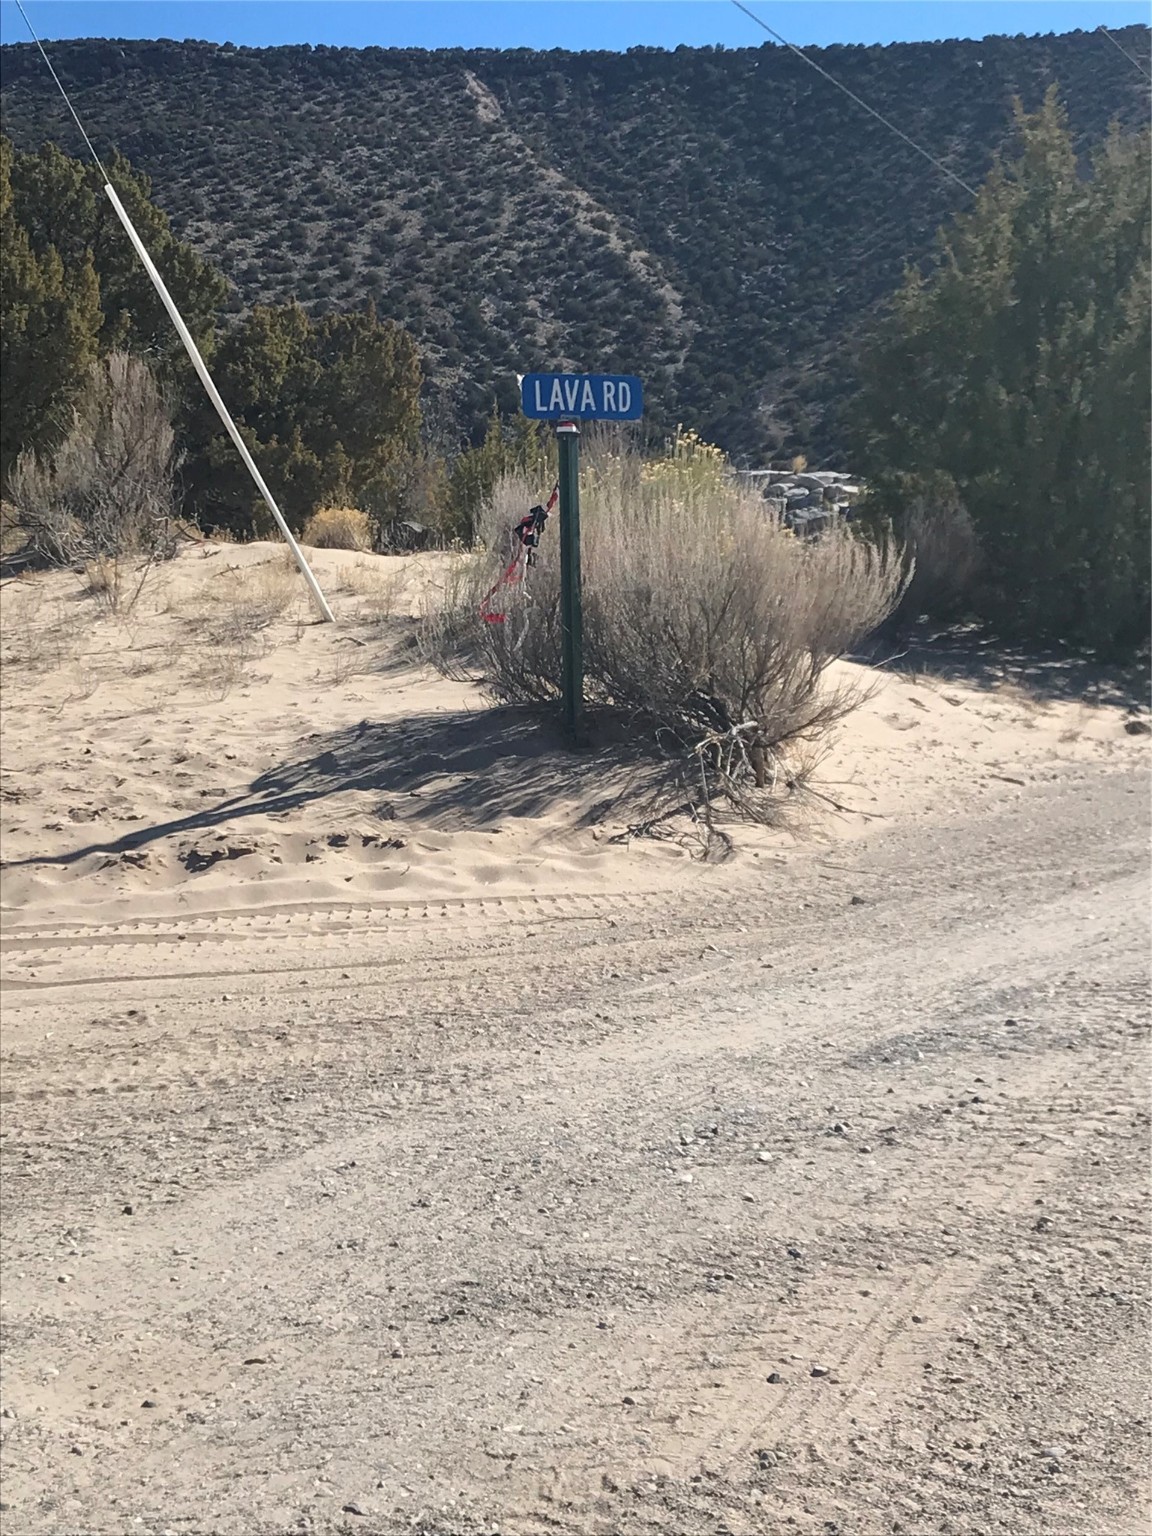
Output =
[{"x1": 1, "y1": 544, "x2": 1149, "y2": 1535}]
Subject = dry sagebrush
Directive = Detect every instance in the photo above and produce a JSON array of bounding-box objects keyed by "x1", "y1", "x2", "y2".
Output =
[
  {"x1": 301, "y1": 505, "x2": 373, "y2": 551},
  {"x1": 5, "y1": 353, "x2": 179, "y2": 610},
  {"x1": 897, "y1": 478, "x2": 982, "y2": 616},
  {"x1": 427, "y1": 439, "x2": 906, "y2": 816}
]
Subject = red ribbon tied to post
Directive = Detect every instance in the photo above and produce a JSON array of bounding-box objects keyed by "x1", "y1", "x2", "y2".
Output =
[{"x1": 478, "y1": 482, "x2": 559, "y2": 624}]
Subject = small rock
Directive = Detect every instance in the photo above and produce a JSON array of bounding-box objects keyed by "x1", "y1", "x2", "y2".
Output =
[
  {"x1": 622, "y1": 1395, "x2": 636, "y2": 1406},
  {"x1": 57, "y1": 1274, "x2": 72, "y2": 1284},
  {"x1": 786, "y1": 1246, "x2": 804, "y2": 1260},
  {"x1": 755, "y1": 1447, "x2": 777, "y2": 1468},
  {"x1": 832, "y1": 1122, "x2": 847, "y2": 1135},
  {"x1": 69, "y1": 1445, "x2": 83, "y2": 1456},
  {"x1": 757, "y1": 1151, "x2": 773, "y2": 1163},
  {"x1": 141, "y1": 1399, "x2": 158, "y2": 1408},
  {"x1": 391, "y1": 1346, "x2": 404, "y2": 1359},
  {"x1": 810, "y1": 1366, "x2": 830, "y2": 1378},
  {"x1": 850, "y1": 894, "x2": 866, "y2": 906},
  {"x1": 242, "y1": 1357, "x2": 269, "y2": 1366},
  {"x1": 911, "y1": 1314, "x2": 925, "y2": 1324},
  {"x1": 741, "y1": 1191, "x2": 756, "y2": 1203},
  {"x1": 1124, "y1": 718, "x2": 1150, "y2": 735},
  {"x1": 766, "y1": 1371, "x2": 783, "y2": 1384},
  {"x1": 341, "y1": 1503, "x2": 366, "y2": 1517},
  {"x1": 122, "y1": 1203, "x2": 134, "y2": 1216}
]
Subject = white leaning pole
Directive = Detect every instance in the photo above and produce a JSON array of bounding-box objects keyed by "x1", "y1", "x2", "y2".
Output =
[{"x1": 103, "y1": 182, "x2": 336, "y2": 624}]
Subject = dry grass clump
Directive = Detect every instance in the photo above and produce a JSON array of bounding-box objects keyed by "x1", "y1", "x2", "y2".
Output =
[
  {"x1": 199, "y1": 558, "x2": 301, "y2": 640},
  {"x1": 427, "y1": 437, "x2": 906, "y2": 822},
  {"x1": 301, "y1": 506, "x2": 373, "y2": 550},
  {"x1": 0, "y1": 579, "x2": 84, "y2": 674},
  {"x1": 4, "y1": 354, "x2": 179, "y2": 613},
  {"x1": 333, "y1": 558, "x2": 402, "y2": 602},
  {"x1": 178, "y1": 555, "x2": 303, "y2": 697}
]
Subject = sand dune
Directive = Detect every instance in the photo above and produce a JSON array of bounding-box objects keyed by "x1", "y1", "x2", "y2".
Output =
[{"x1": 0, "y1": 540, "x2": 1144, "y2": 932}]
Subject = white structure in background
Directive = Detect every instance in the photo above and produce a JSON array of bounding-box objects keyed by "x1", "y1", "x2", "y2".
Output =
[{"x1": 736, "y1": 468, "x2": 864, "y2": 537}]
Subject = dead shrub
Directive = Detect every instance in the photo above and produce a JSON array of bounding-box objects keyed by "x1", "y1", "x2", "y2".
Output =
[
  {"x1": 858, "y1": 471, "x2": 981, "y2": 618},
  {"x1": 900, "y1": 477, "x2": 982, "y2": 613},
  {"x1": 301, "y1": 506, "x2": 373, "y2": 550},
  {"x1": 1, "y1": 499, "x2": 27, "y2": 557},
  {"x1": 426, "y1": 439, "x2": 906, "y2": 820},
  {"x1": 4, "y1": 353, "x2": 179, "y2": 611}
]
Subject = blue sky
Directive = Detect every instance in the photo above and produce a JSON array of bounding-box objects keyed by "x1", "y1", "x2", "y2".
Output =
[{"x1": 1, "y1": 1, "x2": 1148, "y2": 52}]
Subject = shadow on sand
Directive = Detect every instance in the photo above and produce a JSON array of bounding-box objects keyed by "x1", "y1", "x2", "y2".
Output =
[
  {"x1": 4, "y1": 706, "x2": 651, "y2": 872},
  {"x1": 854, "y1": 620, "x2": 1149, "y2": 711},
  {"x1": 7, "y1": 625, "x2": 1145, "y2": 876}
]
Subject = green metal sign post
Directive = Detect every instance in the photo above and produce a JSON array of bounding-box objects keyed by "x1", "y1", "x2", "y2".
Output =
[
  {"x1": 556, "y1": 420, "x2": 585, "y2": 746},
  {"x1": 521, "y1": 373, "x2": 643, "y2": 749}
]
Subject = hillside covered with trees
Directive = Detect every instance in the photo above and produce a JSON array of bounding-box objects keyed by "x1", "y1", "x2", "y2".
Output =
[{"x1": 2, "y1": 26, "x2": 1148, "y2": 460}]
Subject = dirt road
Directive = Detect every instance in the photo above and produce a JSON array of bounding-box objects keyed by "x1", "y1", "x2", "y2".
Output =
[{"x1": 2, "y1": 764, "x2": 1148, "y2": 1536}]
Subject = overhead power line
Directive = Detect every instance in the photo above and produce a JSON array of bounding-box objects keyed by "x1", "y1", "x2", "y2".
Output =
[
  {"x1": 1097, "y1": 23, "x2": 1152, "y2": 82},
  {"x1": 12, "y1": 0, "x2": 337, "y2": 623},
  {"x1": 13, "y1": 0, "x2": 109, "y2": 178},
  {"x1": 729, "y1": 0, "x2": 979, "y2": 199}
]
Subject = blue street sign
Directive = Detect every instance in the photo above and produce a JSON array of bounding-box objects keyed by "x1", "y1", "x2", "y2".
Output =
[{"x1": 521, "y1": 372, "x2": 644, "y2": 422}]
